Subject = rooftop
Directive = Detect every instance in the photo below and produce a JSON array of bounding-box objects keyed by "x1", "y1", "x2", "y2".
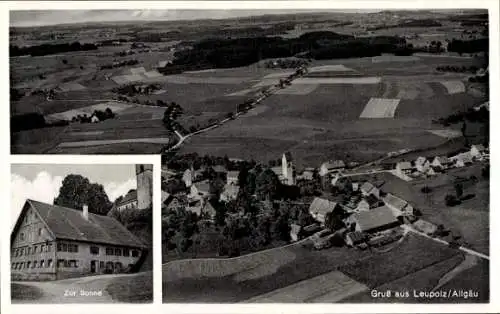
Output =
[
  {"x1": 15, "y1": 200, "x2": 146, "y2": 248},
  {"x1": 353, "y1": 205, "x2": 399, "y2": 232}
]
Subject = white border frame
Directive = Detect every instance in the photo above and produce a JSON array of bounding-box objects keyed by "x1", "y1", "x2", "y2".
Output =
[
  {"x1": 3, "y1": 155, "x2": 162, "y2": 313},
  {"x1": 2, "y1": 1, "x2": 499, "y2": 313}
]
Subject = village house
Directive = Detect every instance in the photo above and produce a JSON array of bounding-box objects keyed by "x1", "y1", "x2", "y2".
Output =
[
  {"x1": 355, "y1": 194, "x2": 383, "y2": 212},
  {"x1": 290, "y1": 224, "x2": 302, "y2": 242},
  {"x1": 186, "y1": 199, "x2": 217, "y2": 220},
  {"x1": 189, "y1": 180, "x2": 212, "y2": 201},
  {"x1": 349, "y1": 205, "x2": 400, "y2": 233},
  {"x1": 308, "y1": 197, "x2": 341, "y2": 224},
  {"x1": 297, "y1": 167, "x2": 315, "y2": 181},
  {"x1": 415, "y1": 156, "x2": 431, "y2": 173},
  {"x1": 382, "y1": 193, "x2": 414, "y2": 217},
  {"x1": 319, "y1": 160, "x2": 345, "y2": 177},
  {"x1": 470, "y1": 144, "x2": 486, "y2": 159},
  {"x1": 395, "y1": 161, "x2": 413, "y2": 176},
  {"x1": 451, "y1": 152, "x2": 473, "y2": 168},
  {"x1": 220, "y1": 185, "x2": 240, "y2": 203},
  {"x1": 226, "y1": 171, "x2": 240, "y2": 185},
  {"x1": 331, "y1": 174, "x2": 352, "y2": 190},
  {"x1": 11, "y1": 200, "x2": 147, "y2": 281},
  {"x1": 360, "y1": 182, "x2": 380, "y2": 198},
  {"x1": 431, "y1": 156, "x2": 452, "y2": 170},
  {"x1": 111, "y1": 164, "x2": 153, "y2": 213},
  {"x1": 115, "y1": 190, "x2": 138, "y2": 211},
  {"x1": 163, "y1": 194, "x2": 188, "y2": 212}
]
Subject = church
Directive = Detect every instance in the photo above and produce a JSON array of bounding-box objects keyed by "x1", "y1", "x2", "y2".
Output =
[
  {"x1": 10, "y1": 200, "x2": 147, "y2": 281},
  {"x1": 271, "y1": 152, "x2": 296, "y2": 185}
]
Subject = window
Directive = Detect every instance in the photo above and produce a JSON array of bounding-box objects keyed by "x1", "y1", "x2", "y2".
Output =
[
  {"x1": 40, "y1": 244, "x2": 45, "y2": 252},
  {"x1": 57, "y1": 259, "x2": 65, "y2": 268},
  {"x1": 132, "y1": 250, "x2": 139, "y2": 257},
  {"x1": 57, "y1": 243, "x2": 62, "y2": 252},
  {"x1": 47, "y1": 243, "x2": 52, "y2": 252},
  {"x1": 106, "y1": 247, "x2": 113, "y2": 255},
  {"x1": 140, "y1": 165, "x2": 145, "y2": 172},
  {"x1": 33, "y1": 261, "x2": 37, "y2": 268},
  {"x1": 115, "y1": 248, "x2": 121, "y2": 256},
  {"x1": 34, "y1": 245, "x2": 38, "y2": 253},
  {"x1": 99, "y1": 261, "x2": 104, "y2": 269},
  {"x1": 90, "y1": 246, "x2": 100, "y2": 255},
  {"x1": 69, "y1": 260, "x2": 78, "y2": 268},
  {"x1": 74, "y1": 244, "x2": 79, "y2": 253},
  {"x1": 40, "y1": 260, "x2": 44, "y2": 268},
  {"x1": 38, "y1": 228, "x2": 42, "y2": 236},
  {"x1": 27, "y1": 247, "x2": 31, "y2": 255},
  {"x1": 20, "y1": 248, "x2": 24, "y2": 256},
  {"x1": 62, "y1": 243, "x2": 68, "y2": 252},
  {"x1": 26, "y1": 261, "x2": 31, "y2": 268},
  {"x1": 20, "y1": 233, "x2": 25, "y2": 241},
  {"x1": 123, "y1": 248, "x2": 130, "y2": 257},
  {"x1": 47, "y1": 259, "x2": 53, "y2": 267}
]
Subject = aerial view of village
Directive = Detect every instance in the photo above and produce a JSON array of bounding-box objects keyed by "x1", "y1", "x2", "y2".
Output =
[{"x1": 9, "y1": 8, "x2": 490, "y2": 304}]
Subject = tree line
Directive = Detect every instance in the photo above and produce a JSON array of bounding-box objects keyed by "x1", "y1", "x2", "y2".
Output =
[
  {"x1": 10, "y1": 42, "x2": 98, "y2": 57},
  {"x1": 158, "y1": 31, "x2": 413, "y2": 71}
]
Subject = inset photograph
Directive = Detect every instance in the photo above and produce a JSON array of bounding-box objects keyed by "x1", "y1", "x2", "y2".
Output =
[{"x1": 10, "y1": 163, "x2": 153, "y2": 303}]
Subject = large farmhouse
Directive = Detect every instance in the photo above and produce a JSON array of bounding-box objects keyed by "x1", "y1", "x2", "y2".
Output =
[{"x1": 11, "y1": 200, "x2": 147, "y2": 281}]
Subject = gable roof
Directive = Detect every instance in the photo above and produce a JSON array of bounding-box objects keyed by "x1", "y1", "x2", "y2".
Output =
[
  {"x1": 415, "y1": 156, "x2": 428, "y2": 165},
  {"x1": 364, "y1": 194, "x2": 381, "y2": 206},
  {"x1": 397, "y1": 161, "x2": 412, "y2": 170},
  {"x1": 227, "y1": 171, "x2": 240, "y2": 178},
  {"x1": 382, "y1": 193, "x2": 408, "y2": 211},
  {"x1": 472, "y1": 144, "x2": 485, "y2": 151},
  {"x1": 309, "y1": 197, "x2": 338, "y2": 217},
  {"x1": 433, "y1": 156, "x2": 451, "y2": 164},
  {"x1": 192, "y1": 181, "x2": 211, "y2": 194},
  {"x1": 212, "y1": 165, "x2": 227, "y2": 173},
  {"x1": 352, "y1": 206, "x2": 399, "y2": 232},
  {"x1": 13, "y1": 200, "x2": 146, "y2": 248},
  {"x1": 221, "y1": 185, "x2": 240, "y2": 199}
]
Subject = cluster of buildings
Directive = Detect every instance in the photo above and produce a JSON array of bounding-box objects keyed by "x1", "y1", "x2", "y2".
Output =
[{"x1": 394, "y1": 144, "x2": 488, "y2": 179}]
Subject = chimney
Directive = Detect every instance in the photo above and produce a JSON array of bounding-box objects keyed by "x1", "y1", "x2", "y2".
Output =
[{"x1": 82, "y1": 204, "x2": 89, "y2": 221}]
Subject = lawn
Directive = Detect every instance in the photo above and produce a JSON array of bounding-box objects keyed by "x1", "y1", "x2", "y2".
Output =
[
  {"x1": 340, "y1": 254, "x2": 465, "y2": 303},
  {"x1": 106, "y1": 271, "x2": 153, "y2": 303},
  {"x1": 11, "y1": 283, "x2": 45, "y2": 301},
  {"x1": 338, "y1": 233, "x2": 461, "y2": 288},
  {"x1": 437, "y1": 259, "x2": 489, "y2": 303},
  {"x1": 163, "y1": 240, "x2": 372, "y2": 302}
]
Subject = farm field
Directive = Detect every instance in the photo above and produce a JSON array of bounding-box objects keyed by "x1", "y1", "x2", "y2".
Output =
[
  {"x1": 163, "y1": 232, "x2": 472, "y2": 303},
  {"x1": 178, "y1": 54, "x2": 487, "y2": 166},
  {"x1": 338, "y1": 233, "x2": 461, "y2": 288}
]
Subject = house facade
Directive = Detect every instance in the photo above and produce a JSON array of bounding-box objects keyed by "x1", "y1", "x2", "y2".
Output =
[{"x1": 11, "y1": 200, "x2": 147, "y2": 281}]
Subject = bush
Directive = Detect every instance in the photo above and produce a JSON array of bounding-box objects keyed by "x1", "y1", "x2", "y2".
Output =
[{"x1": 445, "y1": 194, "x2": 461, "y2": 207}]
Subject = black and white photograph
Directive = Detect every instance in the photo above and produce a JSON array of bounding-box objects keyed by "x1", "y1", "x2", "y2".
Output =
[
  {"x1": 10, "y1": 163, "x2": 153, "y2": 303},
  {"x1": 5, "y1": 1, "x2": 498, "y2": 311}
]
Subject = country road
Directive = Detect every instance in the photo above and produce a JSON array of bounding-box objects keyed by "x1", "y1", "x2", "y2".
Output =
[{"x1": 165, "y1": 68, "x2": 304, "y2": 152}]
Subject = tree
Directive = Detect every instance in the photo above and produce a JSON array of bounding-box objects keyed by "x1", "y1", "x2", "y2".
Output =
[
  {"x1": 255, "y1": 168, "x2": 280, "y2": 200},
  {"x1": 454, "y1": 182, "x2": 464, "y2": 199},
  {"x1": 325, "y1": 211, "x2": 345, "y2": 231},
  {"x1": 209, "y1": 178, "x2": 225, "y2": 199},
  {"x1": 54, "y1": 174, "x2": 112, "y2": 215}
]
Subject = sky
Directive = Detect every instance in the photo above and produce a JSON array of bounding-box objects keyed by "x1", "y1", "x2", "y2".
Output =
[
  {"x1": 9, "y1": 9, "x2": 381, "y2": 27},
  {"x1": 10, "y1": 164, "x2": 137, "y2": 227}
]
